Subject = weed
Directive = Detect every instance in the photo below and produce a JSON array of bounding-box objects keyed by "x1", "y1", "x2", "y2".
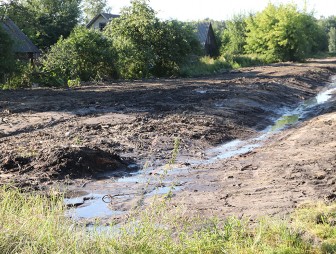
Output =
[
  {"x1": 0, "y1": 185, "x2": 328, "y2": 253},
  {"x1": 67, "y1": 78, "x2": 81, "y2": 88},
  {"x1": 73, "y1": 136, "x2": 82, "y2": 145}
]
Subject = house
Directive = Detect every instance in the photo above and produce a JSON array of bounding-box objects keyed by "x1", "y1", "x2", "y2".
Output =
[
  {"x1": 196, "y1": 22, "x2": 219, "y2": 57},
  {"x1": 86, "y1": 13, "x2": 120, "y2": 31},
  {"x1": 0, "y1": 17, "x2": 40, "y2": 64}
]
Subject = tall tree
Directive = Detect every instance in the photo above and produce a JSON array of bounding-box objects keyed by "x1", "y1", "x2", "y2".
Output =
[
  {"x1": 329, "y1": 27, "x2": 336, "y2": 53},
  {"x1": 82, "y1": 0, "x2": 110, "y2": 24},
  {"x1": 6, "y1": 0, "x2": 81, "y2": 49},
  {"x1": 104, "y1": 0, "x2": 199, "y2": 78},
  {"x1": 245, "y1": 3, "x2": 323, "y2": 62},
  {"x1": 221, "y1": 14, "x2": 247, "y2": 55},
  {"x1": 319, "y1": 16, "x2": 336, "y2": 52}
]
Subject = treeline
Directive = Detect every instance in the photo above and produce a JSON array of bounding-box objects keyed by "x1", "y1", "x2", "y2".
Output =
[{"x1": 1, "y1": 0, "x2": 336, "y2": 89}]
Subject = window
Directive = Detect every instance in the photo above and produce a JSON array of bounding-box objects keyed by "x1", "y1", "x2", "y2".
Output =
[{"x1": 99, "y1": 22, "x2": 106, "y2": 31}]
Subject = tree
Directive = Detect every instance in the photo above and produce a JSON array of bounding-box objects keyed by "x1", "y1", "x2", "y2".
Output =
[
  {"x1": 41, "y1": 27, "x2": 116, "y2": 86},
  {"x1": 221, "y1": 14, "x2": 247, "y2": 55},
  {"x1": 320, "y1": 16, "x2": 336, "y2": 52},
  {"x1": 104, "y1": 0, "x2": 199, "y2": 78},
  {"x1": 6, "y1": 0, "x2": 81, "y2": 49},
  {"x1": 0, "y1": 24, "x2": 16, "y2": 83},
  {"x1": 245, "y1": 3, "x2": 323, "y2": 62},
  {"x1": 329, "y1": 27, "x2": 336, "y2": 53},
  {"x1": 82, "y1": 0, "x2": 110, "y2": 24}
]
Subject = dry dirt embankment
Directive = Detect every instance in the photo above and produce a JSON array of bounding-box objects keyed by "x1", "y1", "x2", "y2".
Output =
[{"x1": 0, "y1": 58, "x2": 336, "y2": 219}]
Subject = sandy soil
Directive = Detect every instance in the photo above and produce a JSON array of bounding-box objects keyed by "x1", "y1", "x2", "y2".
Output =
[{"x1": 1, "y1": 58, "x2": 336, "y2": 219}]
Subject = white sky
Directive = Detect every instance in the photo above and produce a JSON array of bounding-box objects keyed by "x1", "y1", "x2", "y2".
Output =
[{"x1": 107, "y1": 0, "x2": 336, "y2": 21}]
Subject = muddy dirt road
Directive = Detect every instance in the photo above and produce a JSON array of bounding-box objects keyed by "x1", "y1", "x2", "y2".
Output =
[{"x1": 1, "y1": 58, "x2": 336, "y2": 220}]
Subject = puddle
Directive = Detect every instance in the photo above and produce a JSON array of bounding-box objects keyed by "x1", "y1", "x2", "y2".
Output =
[
  {"x1": 204, "y1": 81, "x2": 336, "y2": 163},
  {"x1": 271, "y1": 114, "x2": 300, "y2": 131},
  {"x1": 117, "y1": 172, "x2": 147, "y2": 183},
  {"x1": 146, "y1": 186, "x2": 181, "y2": 196},
  {"x1": 270, "y1": 85, "x2": 336, "y2": 132},
  {"x1": 195, "y1": 89, "x2": 207, "y2": 94},
  {"x1": 66, "y1": 194, "x2": 124, "y2": 219}
]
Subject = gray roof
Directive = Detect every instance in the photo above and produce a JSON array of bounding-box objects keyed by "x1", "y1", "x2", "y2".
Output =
[
  {"x1": 0, "y1": 17, "x2": 40, "y2": 54},
  {"x1": 197, "y1": 22, "x2": 211, "y2": 46},
  {"x1": 86, "y1": 13, "x2": 120, "y2": 28}
]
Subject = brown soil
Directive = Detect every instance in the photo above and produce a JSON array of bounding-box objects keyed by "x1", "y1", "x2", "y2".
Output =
[{"x1": 1, "y1": 58, "x2": 336, "y2": 218}]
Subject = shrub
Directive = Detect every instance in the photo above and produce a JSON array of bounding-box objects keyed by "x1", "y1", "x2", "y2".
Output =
[
  {"x1": 245, "y1": 3, "x2": 324, "y2": 62},
  {"x1": 104, "y1": 0, "x2": 200, "y2": 79},
  {"x1": 41, "y1": 26, "x2": 116, "y2": 87}
]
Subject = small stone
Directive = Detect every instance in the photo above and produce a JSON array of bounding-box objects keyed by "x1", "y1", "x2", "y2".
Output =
[{"x1": 314, "y1": 171, "x2": 326, "y2": 180}]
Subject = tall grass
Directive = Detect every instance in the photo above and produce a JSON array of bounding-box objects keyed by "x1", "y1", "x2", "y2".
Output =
[
  {"x1": 180, "y1": 54, "x2": 268, "y2": 77},
  {"x1": 180, "y1": 56, "x2": 232, "y2": 77},
  {"x1": 2, "y1": 185, "x2": 336, "y2": 253}
]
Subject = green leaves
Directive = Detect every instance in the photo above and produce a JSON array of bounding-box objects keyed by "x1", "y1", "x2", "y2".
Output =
[
  {"x1": 245, "y1": 3, "x2": 323, "y2": 62},
  {"x1": 6, "y1": 0, "x2": 81, "y2": 49},
  {"x1": 221, "y1": 14, "x2": 247, "y2": 55},
  {"x1": 82, "y1": 0, "x2": 109, "y2": 24},
  {"x1": 104, "y1": 0, "x2": 199, "y2": 79},
  {"x1": 328, "y1": 27, "x2": 336, "y2": 53},
  {"x1": 42, "y1": 27, "x2": 116, "y2": 86}
]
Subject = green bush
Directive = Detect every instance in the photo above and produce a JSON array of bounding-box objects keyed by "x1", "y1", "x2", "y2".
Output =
[
  {"x1": 0, "y1": 62, "x2": 39, "y2": 90},
  {"x1": 41, "y1": 26, "x2": 116, "y2": 86},
  {"x1": 104, "y1": 0, "x2": 200, "y2": 79},
  {"x1": 245, "y1": 3, "x2": 324, "y2": 62}
]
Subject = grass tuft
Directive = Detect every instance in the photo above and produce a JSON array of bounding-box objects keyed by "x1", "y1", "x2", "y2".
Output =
[{"x1": 1, "y1": 186, "x2": 336, "y2": 253}]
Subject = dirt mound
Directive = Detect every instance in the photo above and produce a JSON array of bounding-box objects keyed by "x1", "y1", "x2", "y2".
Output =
[{"x1": 1, "y1": 147, "x2": 129, "y2": 180}]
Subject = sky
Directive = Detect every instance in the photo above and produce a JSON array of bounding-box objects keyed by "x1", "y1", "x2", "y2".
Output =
[{"x1": 107, "y1": 0, "x2": 336, "y2": 21}]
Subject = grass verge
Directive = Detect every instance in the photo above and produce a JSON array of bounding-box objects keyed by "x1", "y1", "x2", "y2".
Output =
[{"x1": 1, "y1": 186, "x2": 335, "y2": 253}]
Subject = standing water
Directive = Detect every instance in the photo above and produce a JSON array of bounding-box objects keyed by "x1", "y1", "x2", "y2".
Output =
[{"x1": 205, "y1": 80, "x2": 336, "y2": 162}]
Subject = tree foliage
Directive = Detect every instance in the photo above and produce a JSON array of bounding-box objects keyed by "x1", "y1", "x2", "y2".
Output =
[
  {"x1": 329, "y1": 27, "x2": 336, "y2": 53},
  {"x1": 82, "y1": 0, "x2": 110, "y2": 24},
  {"x1": 104, "y1": 0, "x2": 199, "y2": 79},
  {"x1": 320, "y1": 16, "x2": 336, "y2": 53},
  {"x1": 41, "y1": 27, "x2": 116, "y2": 85},
  {"x1": 245, "y1": 3, "x2": 323, "y2": 62},
  {"x1": 0, "y1": 24, "x2": 16, "y2": 82},
  {"x1": 221, "y1": 14, "x2": 247, "y2": 55},
  {"x1": 5, "y1": 0, "x2": 81, "y2": 49}
]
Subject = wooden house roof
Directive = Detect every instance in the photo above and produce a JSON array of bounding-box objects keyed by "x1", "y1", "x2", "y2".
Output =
[
  {"x1": 86, "y1": 13, "x2": 120, "y2": 28},
  {"x1": 196, "y1": 22, "x2": 211, "y2": 46},
  {"x1": 0, "y1": 17, "x2": 40, "y2": 54}
]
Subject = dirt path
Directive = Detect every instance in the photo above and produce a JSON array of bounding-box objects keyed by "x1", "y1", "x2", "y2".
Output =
[{"x1": 1, "y1": 58, "x2": 336, "y2": 219}]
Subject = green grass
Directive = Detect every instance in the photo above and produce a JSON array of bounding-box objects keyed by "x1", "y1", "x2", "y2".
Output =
[
  {"x1": 2, "y1": 186, "x2": 336, "y2": 253},
  {"x1": 180, "y1": 56, "x2": 232, "y2": 77},
  {"x1": 180, "y1": 54, "x2": 268, "y2": 77}
]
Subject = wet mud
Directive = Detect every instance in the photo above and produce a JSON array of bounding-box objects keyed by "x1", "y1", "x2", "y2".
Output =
[{"x1": 1, "y1": 58, "x2": 336, "y2": 221}]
